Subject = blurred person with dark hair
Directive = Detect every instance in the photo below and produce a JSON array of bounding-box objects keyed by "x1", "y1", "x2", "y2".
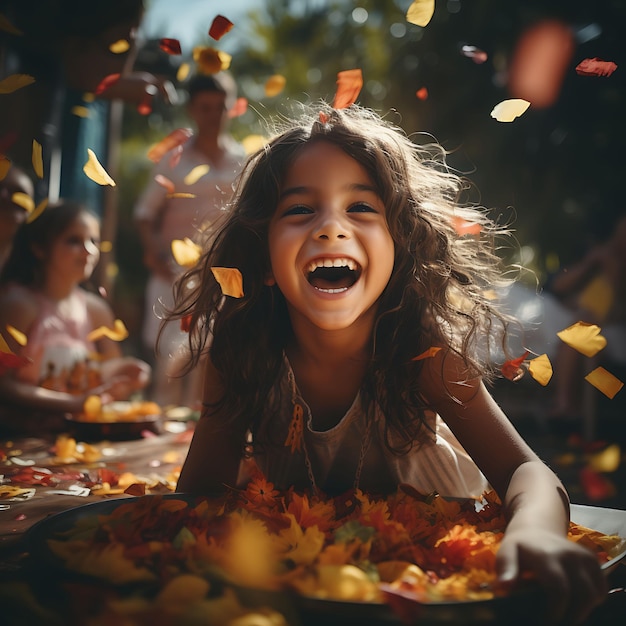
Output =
[{"x1": 134, "y1": 72, "x2": 244, "y2": 409}]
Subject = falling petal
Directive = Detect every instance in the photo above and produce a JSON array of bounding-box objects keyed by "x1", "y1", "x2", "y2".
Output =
[
  {"x1": 100, "y1": 241, "x2": 113, "y2": 253},
  {"x1": 183, "y1": 164, "x2": 210, "y2": 185},
  {"x1": 490, "y1": 99, "x2": 531, "y2": 122},
  {"x1": 501, "y1": 351, "x2": 530, "y2": 381},
  {"x1": 509, "y1": 20, "x2": 574, "y2": 108},
  {"x1": 0, "y1": 74, "x2": 35, "y2": 94},
  {"x1": 242, "y1": 134, "x2": 269, "y2": 155},
  {"x1": 461, "y1": 45, "x2": 488, "y2": 64},
  {"x1": 584, "y1": 367, "x2": 623, "y2": 399},
  {"x1": 26, "y1": 198, "x2": 47, "y2": 223},
  {"x1": 579, "y1": 466, "x2": 615, "y2": 501},
  {"x1": 137, "y1": 90, "x2": 153, "y2": 116},
  {"x1": 94, "y1": 73, "x2": 121, "y2": 96},
  {"x1": 332, "y1": 69, "x2": 363, "y2": 109},
  {"x1": 154, "y1": 174, "x2": 175, "y2": 194},
  {"x1": 71, "y1": 105, "x2": 90, "y2": 118},
  {"x1": 87, "y1": 319, "x2": 129, "y2": 342},
  {"x1": 452, "y1": 216, "x2": 482, "y2": 236},
  {"x1": 211, "y1": 267, "x2": 244, "y2": 298},
  {"x1": 31, "y1": 139, "x2": 43, "y2": 179},
  {"x1": 587, "y1": 444, "x2": 621, "y2": 473},
  {"x1": 209, "y1": 15, "x2": 234, "y2": 40},
  {"x1": 147, "y1": 128, "x2": 193, "y2": 163},
  {"x1": 159, "y1": 38, "x2": 182, "y2": 55},
  {"x1": 83, "y1": 149, "x2": 116, "y2": 186},
  {"x1": 557, "y1": 321, "x2": 606, "y2": 357},
  {"x1": 166, "y1": 192, "x2": 196, "y2": 199},
  {"x1": 180, "y1": 314, "x2": 192, "y2": 333},
  {"x1": 575, "y1": 58, "x2": 618, "y2": 77},
  {"x1": 415, "y1": 87, "x2": 429, "y2": 100},
  {"x1": 228, "y1": 97, "x2": 248, "y2": 118},
  {"x1": 11, "y1": 191, "x2": 34, "y2": 213},
  {"x1": 169, "y1": 145, "x2": 184, "y2": 168},
  {"x1": 265, "y1": 74, "x2": 286, "y2": 97},
  {"x1": 171, "y1": 238, "x2": 202, "y2": 268},
  {"x1": 528, "y1": 354, "x2": 553, "y2": 386},
  {"x1": 109, "y1": 39, "x2": 130, "y2": 54},
  {"x1": 177, "y1": 63, "x2": 191, "y2": 82},
  {"x1": 0, "y1": 13, "x2": 22, "y2": 35},
  {"x1": 0, "y1": 154, "x2": 10, "y2": 181},
  {"x1": 406, "y1": 0, "x2": 435, "y2": 27},
  {"x1": 193, "y1": 46, "x2": 232, "y2": 74},
  {"x1": 412, "y1": 347, "x2": 442, "y2": 361},
  {"x1": 6, "y1": 325, "x2": 27, "y2": 346}
]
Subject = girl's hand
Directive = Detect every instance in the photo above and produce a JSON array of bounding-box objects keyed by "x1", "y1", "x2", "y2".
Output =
[
  {"x1": 100, "y1": 357, "x2": 151, "y2": 393},
  {"x1": 497, "y1": 527, "x2": 607, "y2": 624}
]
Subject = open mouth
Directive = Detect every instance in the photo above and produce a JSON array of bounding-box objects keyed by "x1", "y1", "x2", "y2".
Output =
[{"x1": 306, "y1": 257, "x2": 361, "y2": 292}]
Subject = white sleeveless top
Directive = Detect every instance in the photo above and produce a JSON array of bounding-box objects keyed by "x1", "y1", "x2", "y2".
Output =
[{"x1": 251, "y1": 358, "x2": 489, "y2": 498}]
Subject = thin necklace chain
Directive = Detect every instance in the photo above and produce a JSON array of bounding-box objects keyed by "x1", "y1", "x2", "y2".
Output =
[{"x1": 287, "y1": 366, "x2": 372, "y2": 494}]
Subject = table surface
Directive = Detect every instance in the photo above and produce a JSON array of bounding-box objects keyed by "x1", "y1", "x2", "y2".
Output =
[{"x1": 1, "y1": 429, "x2": 626, "y2": 626}]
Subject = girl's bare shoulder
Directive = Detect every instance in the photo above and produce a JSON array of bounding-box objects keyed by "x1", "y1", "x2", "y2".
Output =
[
  {"x1": 0, "y1": 284, "x2": 39, "y2": 328},
  {"x1": 83, "y1": 289, "x2": 116, "y2": 327}
]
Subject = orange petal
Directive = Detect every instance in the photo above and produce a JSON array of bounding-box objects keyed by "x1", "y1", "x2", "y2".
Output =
[
  {"x1": 87, "y1": 319, "x2": 129, "y2": 342},
  {"x1": 228, "y1": 97, "x2": 248, "y2": 118},
  {"x1": 211, "y1": 267, "x2": 244, "y2": 298},
  {"x1": 0, "y1": 154, "x2": 11, "y2": 181},
  {"x1": 147, "y1": 128, "x2": 193, "y2": 163},
  {"x1": 406, "y1": 0, "x2": 435, "y2": 27},
  {"x1": 159, "y1": 38, "x2": 182, "y2": 55},
  {"x1": 183, "y1": 164, "x2": 210, "y2": 185},
  {"x1": 26, "y1": 198, "x2": 47, "y2": 224},
  {"x1": 557, "y1": 321, "x2": 606, "y2": 357},
  {"x1": 83, "y1": 395, "x2": 102, "y2": 418},
  {"x1": 11, "y1": 191, "x2": 34, "y2": 213},
  {"x1": 501, "y1": 351, "x2": 529, "y2": 381},
  {"x1": 490, "y1": 99, "x2": 531, "y2": 122},
  {"x1": 83, "y1": 149, "x2": 116, "y2": 186},
  {"x1": 154, "y1": 174, "x2": 175, "y2": 194},
  {"x1": 575, "y1": 58, "x2": 617, "y2": 77},
  {"x1": 31, "y1": 139, "x2": 43, "y2": 179},
  {"x1": 584, "y1": 367, "x2": 623, "y2": 399},
  {"x1": 332, "y1": 69, "x2": 363, "y2": 109},
  {"x1": 452, "y1": 216, "x2": 482, "y2": 236},
  {"x1": 412, "y1": 346, "x2": 442, "y2": 361},
  {"x1": 0, "y1": 73, "x2": 35, "y2": 94},
  {"x1": 94, "y1": 73, "x2": 121, "y2": 96},
  {"x1": 171, "y1": 238, "x2": 202, "y2": 268},
  {"x1": 209, "y1": 15, "x2": 234, "y2": 41},
  {"x1": 415, "y1": 87, "x2": 429, "y2": 100},
  {"x1": 5, "y1": 325, "x2": 27, "y2": 346},
  {"x1": 265, "y1": 74, "x2": 286, "y2": 97},
  {"x1": 528, "y1": 353, "x2": 553, "y2": 386},
  {"x1": 193, "y1": 46, "x2": 232, "y2": 74}
]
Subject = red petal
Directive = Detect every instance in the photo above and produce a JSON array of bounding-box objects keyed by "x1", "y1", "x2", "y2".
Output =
[
  {"x1": 159, "y1": 38, "x2": 182, "y2": 55},
  {"x1": 415, "y1": 87, "x2": 429, "y2": 100},
  {"x1": 147, "y1": 128, "x2": 193, "y2": 163},
  {"x1": 209, "y1": 15, "x2": 234, "y2": 41},
  {"x1": 575, "y1": 58, "x2": 618, "y2": 77},
  {"x1": 501, "y1": 351, "x2": 530, "y2": 381},
  {"x1": 180, "y1": 314, "x2": 192, "y2": 333},
  {"x1": 228, "y1": 97, "x2": 248, "y2": 118},
  {"x1": 94, "y1": 73, "x2": 121, "y2": 96}
]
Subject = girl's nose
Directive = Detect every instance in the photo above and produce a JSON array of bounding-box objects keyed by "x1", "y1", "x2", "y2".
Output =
[{"x1": 314, "y1": 215, "x2": 349, "y2": 240}]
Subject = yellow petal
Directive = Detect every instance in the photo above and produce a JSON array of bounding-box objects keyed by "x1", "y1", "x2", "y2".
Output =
[
  {"x1": 32, "y1": 139, "x2": 43, "y2": 179},
  {"x1": 528, "y1": 353, "x2": 553, "y2": 386},
  {"x1": 100, "y1": 241, "x2": 113, "y2": 253},
  {"x1": 109, "y1": 39, "x2": 130, "y2": 54},
  {"x1": 211, "y1": 267, "x2": 244, "y2": 298},
  {"x1": 83, "y1": 148, "x2": 116, "y2": 186},
  {"x1": 5, "y1": 325, "x2": 27, "y2": 346},
  {"x1": 490, "y1": 99, "x2": 531, "y2": 122},
  {"x1": 241, "y1": 134, "x2": 269, "y2": 155},
  {"x1": 0, "y1": 333, "x2": 14, "y2": 354},
  {"x1": 166, "y1": 192, "x2": 196, "y2": 199},
  {"x1": 171, "y1": 238, "x2": 202, "y2": 268},
  {"x1": 177, "y1": 62, "x2": 191, "y2": 82},
  {"x1": 265, "y1": 74, "x2": 286, "y2": 97},
  {"x1": 87, "y1": 319, "x2": 129, "y2": 342},
  {"x1": 406, "y1": 0, "x2": 435, "y2": 27},
  {"x1": 71, "y1": 105, "x2": 91, "y2": 118},
  {"x1": 584, "y1": 367, "x2": 623, "y2": 399},
  {"x1": 26, "y1": 198, "x2": 48, "y2": 223},
  {"x1": 183, "y1": 164, "x2": 210, "y2": 185},
  {"x1": 0, "y1": 73, "x2": 35, "y2": 94},
  {"x1": 11, "y1": 191, "x2": 34, "y2": 213},
  {"x1": 587, "y1": 444, "x2": 621, "y2": 473},
  {"x1": 557, "y1": 321, "x2": 606, "y2": 357},
  {"x1": 0, "y1": 154, "x2": 11, "y2": 181}
]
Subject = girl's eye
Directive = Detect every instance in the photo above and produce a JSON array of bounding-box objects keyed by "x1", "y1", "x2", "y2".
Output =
[
  {"x1": 348, "y1": 202, "x2": 377, "y2": 213},
  {"x1": 284, "y1": 205, "x2": 313, "y2": 216}
]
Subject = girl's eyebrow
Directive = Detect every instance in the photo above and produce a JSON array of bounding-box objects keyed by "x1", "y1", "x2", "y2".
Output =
[{"x1": 279, "y1": 182, "x2": 379, "y2": 200}]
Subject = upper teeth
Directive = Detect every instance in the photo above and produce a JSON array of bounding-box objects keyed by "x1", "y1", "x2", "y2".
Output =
[{"x1": 307, "y1": 258, "x2": 357, "y2": 273}]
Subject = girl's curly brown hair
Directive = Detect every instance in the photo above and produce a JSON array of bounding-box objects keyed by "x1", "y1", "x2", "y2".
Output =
[{"x1": 166, "y1": 102, "x2": 515, "y2": 453}]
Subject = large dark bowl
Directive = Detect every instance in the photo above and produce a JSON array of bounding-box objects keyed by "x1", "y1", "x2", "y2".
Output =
[{"x1": 64, "y1": 413, "x2": 160, "y2": 441}]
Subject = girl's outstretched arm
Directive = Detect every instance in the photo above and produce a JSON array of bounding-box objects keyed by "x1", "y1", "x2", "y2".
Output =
[
  {"x1": 176, "y1": 358, "x2": 248, "y2": 493},
  {"x1": 422, "y1": 352, "x2": 607, "y2": 624}
]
